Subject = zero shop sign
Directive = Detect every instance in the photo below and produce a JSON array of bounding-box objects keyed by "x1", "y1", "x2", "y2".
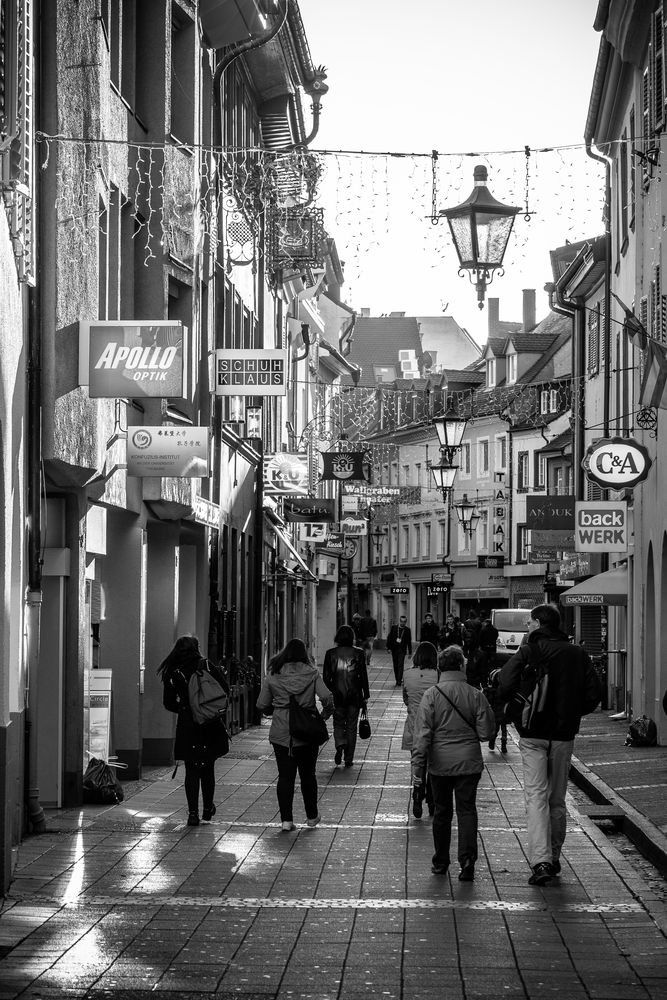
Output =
[
  {"x1": 582, "y1": 437, "x2": 652, "y2": 491},
  {"x1": 575, "y1": 501, "x2": 628, "y2": 552},
  {"x1": 391, "y1": 586, "x2": 409, "y2": 594}
]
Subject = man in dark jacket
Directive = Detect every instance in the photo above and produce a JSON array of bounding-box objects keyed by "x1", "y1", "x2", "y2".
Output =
[
  {"x1": 386, "y1": 615, "x2": 412, "y2": 685},
  {"x1": 496, "y1": 603, "x2": 601, "y2": 886},
  {"x1": 419, "y1": 613, "x2": 440, "y2": 645}
]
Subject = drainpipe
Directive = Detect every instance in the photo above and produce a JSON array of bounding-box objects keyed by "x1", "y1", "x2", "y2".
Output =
[
  {"x1": 25, "y1": 0, "x2": 46, "y2": 833},
  {"x1": 586, "y1": 143, "x2": 612, "y2": 440},
  {"x1": 546, "y1": 281, "x2": 582, "y2": 497}
]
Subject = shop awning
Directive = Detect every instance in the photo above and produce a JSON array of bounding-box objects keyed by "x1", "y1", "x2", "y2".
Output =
[
  {"x1": 265, "y1": 516, "x2": 317, "y2": 582},
  {"x1": 560, "y1": 565, "x2": 628, "y2": 606}
]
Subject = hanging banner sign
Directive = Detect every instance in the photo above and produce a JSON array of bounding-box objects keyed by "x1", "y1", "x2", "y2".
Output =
[
  {"x1": 80, "y1": 321, "x2": 186, "y2": 398},
  {"x1": 477, "y1": 556, "x2": 504, "y2": 569},
  {"x1": 283, "y1": 498, "x2": 336, "y2": 522},
  {"x1": 127, "y1": 427, "x2": 209, "y2": 478},
  {"x1": 263, "y1": 453, "x2": 310, "y2": 495},
  {"x1": 215, "y1": 349, "x2": 287, "y2": 396},
  {"x1": 575, "y1": 501, "x2": 628, "y2": 552},
  {"x1": 298, "y1": 523, "x2": 329, "y2": 542},
  {"x1": 192, "y1": 495, "x2": 220, "y2": 529},
  {"x1": 322, "y1": 532, "x2": 345, "y2": 552},
  {"x1": 427, "y1": 584, "x2": 450, "y2": 596},
  {"x1": 582, "y1": 437, "x2": 652, "y2": 491},
  {"x1": 321, "y1": 451, "x2": 367, "y2": 482},
  {"x1": 526, "y1": 496, "x2": 575, "y2": 530},
  {"x1": 343, "y1": 484, "x2": 421, "y2": 504}
]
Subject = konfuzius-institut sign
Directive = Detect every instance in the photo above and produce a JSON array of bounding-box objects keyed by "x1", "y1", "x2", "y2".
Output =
[
  {"x1": 215, "y1": 349, "x2": 287, "y2": 396},
  {"x1": 79, "y1": 321, "x2": 186, "y2": 398}
]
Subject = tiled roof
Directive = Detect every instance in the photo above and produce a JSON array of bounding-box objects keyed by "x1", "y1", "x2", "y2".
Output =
[
  {"x1": 508, "y1": 332, "x2": 561, "y2": 353},
  {"x1": 438, "y1": 368, "x2": 486, "y2": 385},
  {"x1": 483, "y1": 337, "x2": 508, "y2": 357},
  {"x1": 345, "y1": 316, "x2": 422, "y2": 387},
  {"x1": 537, "y1": 429, "x2": 572, "y2": 453}
]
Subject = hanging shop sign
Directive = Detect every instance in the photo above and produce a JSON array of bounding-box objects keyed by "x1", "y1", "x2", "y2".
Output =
[
  {"x1": 342, "y1": 495, "x2": 363, "y2": 514},
  {"x1": 127, "y1": 427, "x2": 209, "y2": 478},
  {"x1": 528, "y1": 528, "x2": 575, "y2": 563},
  {"x1": 79, "y1": 321, "x2": 186, "y2": 398},
  {"x1": 283, "y1": 498, "x2": 336, "y2": 522},
  {"x1": 582, "y1": 437, "x2": 652, "y2": 491},
  {"x1": 427, "y1": 584, "x2": 450, "y2": 596},
  {"x1": 391, "y1": 586, "x2": 409, "y2": 595},
  {"x1": 575, "y1": 501, "x2": 628, "y2": 552},
  {"x1": 340, "y1": 515, "x2": 368, "y2": 536},
  {"x1": 215, "y1": 349, "x2": 287, "y2": 396},
  {"x1": 477, "y1": 556, "x2": 504, "y2": 569},
  {"x1": 322, "y1": 532, "x2": 345, "y2": 552},
  {"x1": 263, "y1": 453, "x2": 310, "y2": 496},
  {"x1": 192, "y1": 496, "x2": 220, "y2": 529},
  {"x1": 526, "y1": 495, "x2": 575, "y2": 530},
  {"x1": 298, "y1": 523, "x2": 329, "y2": 542},
  {"x1": 320, "y1": 451, "x2": 367, "y2": 482},
  {"x1": 245, "y1": 406, "x2": 262, "y2": 438},
  {"x1": 343, "y1": 484, "x2": 421, "y2": 504},
  {"x1": 492, "y1": 486, "x2": 507, "y2": 555}
]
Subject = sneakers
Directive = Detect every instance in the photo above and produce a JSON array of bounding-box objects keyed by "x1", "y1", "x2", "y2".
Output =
[
  {"x1": 344, "y1": 760, "x2": 354, "y2": 768},
  {"x1": 431, "y1": 863, "x2": 448, "y2": 875},
  {"x1": 306, "y1": 815, "x2": 321, "y2": 828},
  {"x1": 281, "y1": 821, "x2": 296, "y2": 832},
  {"x1": 187, "y1": 812, "x2": 200, "y2": 827},
  {"x1": 412, "y1": 786, "x2": 424, "y2": 819},
  {"x1": 202, "y1": 804, "x2": 216, "y2": 822},
  {"x1": 334, "y1": 747, "x2": 343, "y2": 766},
  {"x1": 458, "y1": 860, "x2": 475, "y2": 882},
  {"x1": 528, "y1": 862, "x2": 553, "y2": 886}
]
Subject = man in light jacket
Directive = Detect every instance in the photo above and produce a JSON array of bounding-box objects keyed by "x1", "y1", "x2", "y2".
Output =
[
  {"x1": 412, "y1": 645, "x2": 495, "y2": 881},
  {"x1": 496, "y1": 603, "x2": 601, "y2": 886}
]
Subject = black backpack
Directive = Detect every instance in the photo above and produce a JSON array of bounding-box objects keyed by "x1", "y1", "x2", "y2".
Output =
[
  {"x1": 625, "y1": 715, "x2": 657, "y2": 747},
  {"x1": 505, "y1": 647, "x2": 549, "y2": 734}
]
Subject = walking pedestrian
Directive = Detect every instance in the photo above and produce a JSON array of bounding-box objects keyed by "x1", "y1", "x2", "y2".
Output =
[
  {"x1": 386, "y1": 614, "x2": 413, "y2": 685},
  {"x1": 461, "y1": 608, "x2": 481, "y2": 656},
  {"x1": 468, "y1": 613, "x2": 499, "y2": 688},
  {"x1": 419, "y1": 612, "x2": 440, "y2": 645},
  {"x1": 323, "y1": 624, "x2": 370, "y2": 768},
  {"x1": 158, "y1": 635, "x2": 230, "y2": 827},
  {"x1": 351, "y1": 611, "x2": 363, "y2": 645},
  {"x1": 256, "y1": 638, "x2": 333, "y2": 831},
  {"x1": 438, "y1": 613, "x2": 463, "y2": 650},
  {"x1": 496, "y1": 604, "x2": 601, "y2": 885},
  {"x1": 357, "y1": 609, "x2": 378, "y2": 665},
  {"x1": 401, "y1": 641, "x2": 439, "y2": 818},
  {"x1": 412, "y1": 644, "x2": 495, "y2": 880}
]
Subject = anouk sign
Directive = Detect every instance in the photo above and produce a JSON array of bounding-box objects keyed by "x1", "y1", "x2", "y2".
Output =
[{"x1": 583, "y1": 437, "x2": 652, "y2": 491}]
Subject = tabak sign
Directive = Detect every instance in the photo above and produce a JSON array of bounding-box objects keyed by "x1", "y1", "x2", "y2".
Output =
[
  {"x1": 79, "y1": 321, "x2": 186, "y2": 398},
  {"x1": 583, "y1": 437, "x2": 652, "y2": 491}
]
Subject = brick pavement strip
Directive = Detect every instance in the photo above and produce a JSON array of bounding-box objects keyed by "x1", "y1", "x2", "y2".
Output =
[{"x1": 1, "y1": 653, "x2": 666, "y2": 1000}]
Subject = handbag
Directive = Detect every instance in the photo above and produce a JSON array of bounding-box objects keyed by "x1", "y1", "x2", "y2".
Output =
[
  {"x1": 358, "y1": 706, "x2": 371, "y2": 740},
  {"x1": 288, "y1": 681, "x2": 329, "y2": 746}
]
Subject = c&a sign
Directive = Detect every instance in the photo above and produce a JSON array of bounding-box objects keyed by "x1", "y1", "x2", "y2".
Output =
[{"x1": 583, "y1": 437, "x2": 652, "y2": 491}]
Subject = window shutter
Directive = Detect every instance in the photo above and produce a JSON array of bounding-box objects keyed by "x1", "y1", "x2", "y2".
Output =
[
  {"x1": 0, "y1": 0, "x2": 19, "y2": 150},
  {"x1": 2, "y1": 0, "x2": 33, "y2": 282},
  {"x1": 661, "y1": 293, "x2": 667, "y2": 344},
  {"x1": 643, "y1": 66, "x2": 651, "y2": 185},
  {"x1": 587, "y1": 305, "x2": 599, "y2": 375}
]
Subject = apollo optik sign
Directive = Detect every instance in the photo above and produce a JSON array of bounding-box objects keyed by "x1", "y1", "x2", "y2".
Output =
[{"x1": 79, "y1": 321, "x2": 186, "y2": 398}]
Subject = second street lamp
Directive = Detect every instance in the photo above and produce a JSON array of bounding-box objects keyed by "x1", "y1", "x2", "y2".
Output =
[
  {"x1": 433, "y1": 414, "x2": 468, "y2": 466},
  {"x1": 454, "y1": 493, "x2": 481, "y2": 536}
]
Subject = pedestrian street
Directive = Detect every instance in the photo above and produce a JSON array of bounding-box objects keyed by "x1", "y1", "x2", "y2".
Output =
[{"x1": 1, "y1": 651, "x2": 665, "y2": 1000}]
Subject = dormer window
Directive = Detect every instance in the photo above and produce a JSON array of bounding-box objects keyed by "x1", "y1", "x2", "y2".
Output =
[
  {"x1": 486, "y1": 358, "x2": 496, "y2": 387},
  {"x1": 507, "y1": 353, "x2": 517, "y2": 384}
]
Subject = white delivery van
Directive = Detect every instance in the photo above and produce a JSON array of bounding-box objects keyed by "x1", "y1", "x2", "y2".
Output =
[{"x1": 491, "y1": 608, "x2": 532, "y2": 663}]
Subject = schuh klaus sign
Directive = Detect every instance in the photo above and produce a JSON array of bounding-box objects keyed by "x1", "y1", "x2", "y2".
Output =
[
  {"x1": 215, "y1": 349, "x2": 287, "y2": 396},
  {"x1": 583, "y1": 437, "x2": 652, "y2": 491}
]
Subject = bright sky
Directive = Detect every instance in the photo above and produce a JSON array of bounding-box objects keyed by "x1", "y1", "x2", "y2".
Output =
[{"x1": 298, "y1": 0, "x2": 604, "y2": 345}]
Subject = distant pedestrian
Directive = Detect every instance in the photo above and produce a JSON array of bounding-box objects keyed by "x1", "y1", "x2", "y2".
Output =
[
  {"x1": 158, "y1": 635, "x2": 230, "y2": 827},
  {"x1": 461, "y1": 609, "x2": 481, "y2": 656},
  {"x1": 351, "y1": 612, "x2": 363, "y2": 645},
  {"x1": 357, "y1": 609, "x2": 378, "y2": 665},
  {"x1": 419, "y1": 612, "x2": 440, "y2": 645},
  {"x1": 256, "y1": 638, "x2": 333, "y2": 831},
  {"x1": 467, "y1": 614, "x2": 499, "y2": 688},
  {"x1": 496, "y1": 604, "x2": 601, "y2": 885},
  {"x1": 401, "y1": 641, "x2": 439, "y2": 818},
  {"x1": 386, "y1": 615, "x2": 413, "y2": 685},
  {"x1": 438, "y1": 614, "x2": 463, "y2": 650},
  {"x1": 323, "y1": 624, "x2": 370, "y2": 768},
  {"x1": 412, "y1": 645, "x2": 495, "y2": 881}
]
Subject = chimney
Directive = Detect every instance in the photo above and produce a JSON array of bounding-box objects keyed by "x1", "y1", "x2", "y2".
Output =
[
  {"x1": 523, "y1": 289, "x2": 536, "y2": 332},
  {"x1": 360, "y1": 307, "x2": 371, "y2": 317},
  {"x1": 488, "y1": 298, "x2": 499, "y2": 336}
]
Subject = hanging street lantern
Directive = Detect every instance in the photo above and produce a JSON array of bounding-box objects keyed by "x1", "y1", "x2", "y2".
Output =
[
  {"x1": 454, "y1": 493, "x2": 481, "y2": 535},
  {"x1": 433, "y1": 415, "x2": 468, "y2": 465},
  {"x1": 440, "y1": 164, "x2": 520, "y2": 309},
  {"x1": 430, "y1": 461, "x2": 458, "y2": 501}
]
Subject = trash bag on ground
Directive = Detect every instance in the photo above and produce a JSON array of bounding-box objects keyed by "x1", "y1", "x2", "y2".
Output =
[{"x1": 82, "y1": 757, "x2": 125, "y2": 804}]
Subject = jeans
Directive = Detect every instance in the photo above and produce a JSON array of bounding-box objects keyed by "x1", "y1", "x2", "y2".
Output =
[
  {"x1": 272, "y1": 743, "x2": 319, "y2": 822},
  {"x1": 333, "y1": 702, "x2": 360, "y2": 762},
  {"x1": 391, "y1": 649, "x2": 406, "y2": 684},
  {"x1": 519, "y1": 737, "x2": 574, "y2": 868},
  {"x1": 184, "y1": 761, "x2": 215, "y2": 815},
  {"x1": 429, "y1": 772, "x2": 481, "y2": 868}
]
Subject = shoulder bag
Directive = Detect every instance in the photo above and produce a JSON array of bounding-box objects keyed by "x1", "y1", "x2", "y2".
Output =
[
  {"x1": 435, "y1": 685, "x2": 478, "y2": 736},
  {"x1": 289, "y1": 680, "x2": 329, "y2": 747}
]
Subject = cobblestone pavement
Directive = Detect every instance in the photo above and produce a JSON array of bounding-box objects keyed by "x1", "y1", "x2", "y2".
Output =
[{"x1": 1, "y1": 652, "x2": 666, "y2": 1000}]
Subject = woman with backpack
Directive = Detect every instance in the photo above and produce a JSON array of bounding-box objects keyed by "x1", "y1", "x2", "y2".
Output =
[
  {"x1": 323, "y1": 624, "x2": 370, "y2": 769},
  {"x1": 158, "y1": 635, "x2": 230, "y2": 827},
  {"x1": 256, "y1": 639, "x2": 334, "y2": 831}
]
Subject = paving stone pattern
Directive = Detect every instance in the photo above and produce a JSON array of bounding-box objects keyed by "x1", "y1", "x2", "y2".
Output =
[{"x1": 0, "y1": 652, "x2": 666, "y2": 1000}]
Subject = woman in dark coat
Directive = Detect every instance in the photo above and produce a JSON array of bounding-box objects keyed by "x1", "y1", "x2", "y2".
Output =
[
  {"x1": 158, "y1": 635, "x2": 230, "y2": 827},
  {"x1": 323, "y1": 624, "x2": 370, "y2": 768}
]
